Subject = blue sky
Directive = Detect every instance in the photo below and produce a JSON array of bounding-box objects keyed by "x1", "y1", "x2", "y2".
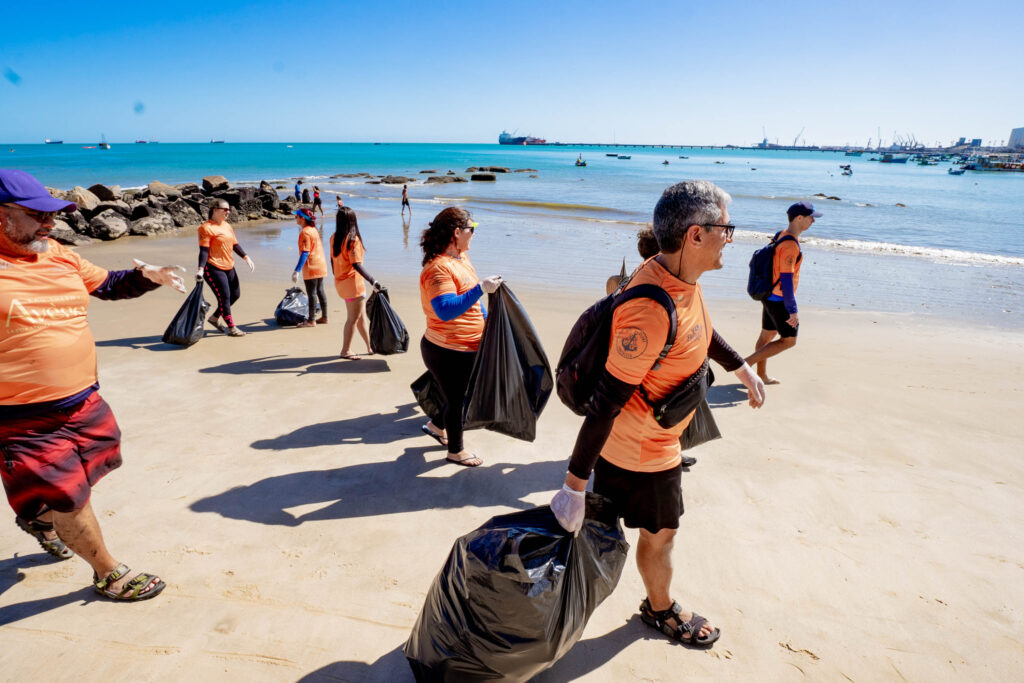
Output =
[{"x1": 2, "y1": 0, "x2": 1022, "y2": 145}]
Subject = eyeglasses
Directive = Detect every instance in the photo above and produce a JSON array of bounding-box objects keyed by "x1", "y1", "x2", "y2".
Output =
[
  {"x1": 214, "y1": 206, "x2": 230, "y2": 211},
  {"x1": 462, "y1": 222, "x2": 478, "y2": 234},
  {"x1": 702, "y1": 223, "x2": 735, "y2": 239},
  {"x1": 2, "y1": 204, "x2": 57, "y2": 223}
]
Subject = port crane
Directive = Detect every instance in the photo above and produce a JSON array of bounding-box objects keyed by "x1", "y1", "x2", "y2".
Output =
[{"x1": 793, "y1": 127, "x2": 805, "y2": 147}]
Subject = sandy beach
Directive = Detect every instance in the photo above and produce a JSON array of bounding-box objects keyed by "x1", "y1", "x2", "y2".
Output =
[{"x1": 2, "y1": 225, "x2": 1023, "y2": 682}]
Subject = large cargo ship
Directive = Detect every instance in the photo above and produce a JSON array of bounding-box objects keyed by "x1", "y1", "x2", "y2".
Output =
[{"x1": 498, "y1": 130, "x2": 546, "y2": 145}]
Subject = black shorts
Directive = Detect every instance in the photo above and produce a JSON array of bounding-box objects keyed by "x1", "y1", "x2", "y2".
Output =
[
  {"x1": 593, "y1": 457, "x2": 683, "y2": 534},
  {"x1": 402, "y1": 198, "x2": 410, "y2": 206},
  {"x1": 761, "y1": 299, "x2": 798, "y2": 338}
]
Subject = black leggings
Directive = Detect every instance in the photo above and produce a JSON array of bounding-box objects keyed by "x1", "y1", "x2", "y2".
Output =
[
  {"x1": 304, "y1": 277, "x2": 327, "y2": 321},
  {"x1": 204, "y1": 265, "x2": 240, "y2": 326},
  {"x1": 420, "y1": 337, "x2": 476, "y2": 455}
]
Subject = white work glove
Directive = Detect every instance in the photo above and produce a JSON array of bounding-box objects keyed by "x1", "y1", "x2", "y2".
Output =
[
  {"x1": 244, "y1": 255, "x2": 255, "y2": 272},
  {"x1": 195, "y1": 268, "x2": 203, "y2": 282},
  {"x1": 734, "y1": 362, "x2": 766, "y2": 409},
  {"x1": 480, "y1": 275, "x2": 503, "y2": 294},
  {"x1": 291, "y1": 271, "x2": 301, "y2": 285},
  {"x1": 133, "y1": 259, "x2": 186, "y2": 294},
  {"x1": 551, "y1": 484, "x2": 586, "y2": 534}
]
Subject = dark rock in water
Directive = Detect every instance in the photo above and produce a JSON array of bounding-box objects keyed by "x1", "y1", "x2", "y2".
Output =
[
  {"x1": 88, "y1": 183, "x2": 122, "y2": 201},
  {"x1": 529, "y1": 174, "x2": 538, "y2": 178},
  {"x1": 479, "y1": 166, "x2": 510, "y2": 173},
  {"x1": 257, "y1": 189, "x2": 280, "y2": 212},
  {"x1": 68, "y1": 187, "x2": 101, "y2": 216},
  {"x1": 465, "y1": 167, "x2": 479, "y2": 173},
  {"x1": 813, "y1": 193, "x2": 827, "y2": 198},
  {"x1": 165, "y1": 198, "x2": 203, "y2": 227},
  {"x1": 471, "y1": 173, "x2": 497, "y2": 181},
  {"x1": 275, "y1": 184, "x2": 287, "y2": 189},
  {"x1": 419, "y1": 170, "x2": 438, "y2": 174},
  {"x1": 129, "y1": 214, "x2": 176, "y2": 236},
  {"x1": 380, "y1": 175, "x2": 415, "y2": 184},
  {"x1": 203, "y1": 175, "x2": 230, "y2": 193},
  {"x1": 365, "y1": 180, "x2": 381, "y2": 185},
  {"x1": 825, "y1": 195, "x2": 841, "y2": 201},
  {"x1": 446, "y1": 170, "x2": 455, "y2": 175},
  {"x1": 148, "y1": 181, "x2": 181, "y2": 198},
  {"x1": 131, "y1": 202, "x2": 160, "y2": 221},
  {"x1": 895, "y1": 202, "x2": 906, "y2": 207},
  {"x1": 514, "y1": 168, "x2": 538, "y2": 173},
  {"x1": 50, "y1": 219, "x2": 92, "y2": 246},
  {"x1": 94, "y1": 200, "x2": 131, "y2": 217},
  {"x1": 424, "y1": 175, "x2": 468, "y2": 184},
  {"x1": 259, "y1": 180, "x2": 275, "y2": 194},
  {"x1": 175, "y1": 183, "x2": 201, "y2": 195},
  {"x1": 88, "y1": 209, "x2": 129, "y2": 240}
]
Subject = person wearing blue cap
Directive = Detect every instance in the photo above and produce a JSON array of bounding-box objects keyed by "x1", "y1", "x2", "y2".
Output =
[
  {"x1": 0, "y1": 169, "x2": 186, "y2": 601},
  {"x1": 744, "y1": 201, "x2": 820, "y2": 384}
]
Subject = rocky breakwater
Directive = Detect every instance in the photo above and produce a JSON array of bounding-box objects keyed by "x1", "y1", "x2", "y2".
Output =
[{"x1": 45, "y1": 175, "x2": 294, "y2": 246}]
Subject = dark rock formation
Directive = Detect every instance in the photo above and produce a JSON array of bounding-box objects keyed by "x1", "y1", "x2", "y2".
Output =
[
  {"x1": 479, "y1": 166, "x2": 510, "y2": 173},
  {"x1": 88, "y1": 209, "x2": 129, "y2": 240},
  {"x1": 514, "y1": 169, "x2": 538, "y2": 173},
  {"x1": 148, "y1": 181, "x2": 181, "y2": 198},
  {"x1": 62, "y1": 211, "x2": 89, "y2": 233},
  {"x1": 50, "y1": 219, "x2": 92, "y2": 246},
  {"x1": 94, "y1": 200, "x2": 131, "y2": 217},
  {"x1": 471, "y1": 173, "x2": 497, "y2": 181},
  {"x1": 176, "y1": 183, "x2": 202, "y2": 195},
  {"x1": 68, "y1": 187, "x2": 101, "y2": 215},
  {"x1": 203, "y1": 175, "x2": 230, "y2": 193},
  {"x1": 419, "y1": 170, "x2": 438, "y2": 174},
  {"x1": 165, "y1": 198, "x2": 203, "y2": 227},
  {"x1": 380, "y1": 175, "x2": 415, "y2": 184},
  {"x1": 88, "y1": 183, "x2": 122, "y2": 201},
  {"x1": 465, "y1": 167, "x2": 479, "y2": 173},
  {"x1": 424, "y1": 176, "x2": 468, "y2": 184},
  {"x1": 129, "y1": 214, "x2": 176, "y2": 236}
]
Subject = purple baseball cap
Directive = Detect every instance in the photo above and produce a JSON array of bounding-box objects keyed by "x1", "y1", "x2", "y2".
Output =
[
  {"x1": 0, "y1": 169, "x2": 77, "y2": 212},
  {"x1": 787, "y1": 201, "x2": 822, "y2": 221}
]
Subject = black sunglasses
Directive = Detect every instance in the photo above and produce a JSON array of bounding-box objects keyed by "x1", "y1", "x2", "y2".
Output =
[{"x1": 702, "y1": 223, "x2": 735, "y2": 239}]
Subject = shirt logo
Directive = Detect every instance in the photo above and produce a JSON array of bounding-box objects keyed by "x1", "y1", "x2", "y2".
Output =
[
  {"x1": 685, "y1": 323, "x2": 704, "y2": 343},
  {"x1": 615, "y1": 327, "x2": 648, "y2": 359}
]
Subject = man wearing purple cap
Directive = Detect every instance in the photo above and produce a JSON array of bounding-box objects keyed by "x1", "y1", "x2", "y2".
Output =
[
  {"x1": 744, "y1": 201, "x2": 819, "y2": 384},
  {"x1": 0, "y1": 169, "x2": 185, "y2": 601}
]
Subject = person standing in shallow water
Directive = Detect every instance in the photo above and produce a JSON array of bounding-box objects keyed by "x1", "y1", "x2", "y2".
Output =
[
  {"x1": 292, "y1": 208, "x2": 328, "y2": 328},
  {"x1": 197, "y1": 198, "x2": 254, "y2": 337},
  {"x1": 312, "y1": 186, "x2": 324, "y2": 217},
  {"x1": 330, "y1": 206, "x2": 380, "y2": 359},
  {"x1": 418, "y1": 207, "x2": 502, "y2": 467},
  {"x1": 401, "y1": 184, "x2": 411, "y2": 216}
]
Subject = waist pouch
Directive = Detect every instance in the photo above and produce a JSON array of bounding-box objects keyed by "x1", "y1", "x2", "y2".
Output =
[{"x1": 639, "y1": 359, "x2": 713, "y2": 429}]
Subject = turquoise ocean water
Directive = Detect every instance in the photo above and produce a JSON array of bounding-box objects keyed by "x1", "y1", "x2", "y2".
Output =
[{"x1": 5, "y1": 142, "x2": 1023, "y2": 326}]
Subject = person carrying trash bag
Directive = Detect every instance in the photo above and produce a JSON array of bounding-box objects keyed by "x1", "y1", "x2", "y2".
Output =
[
  {"x1": 417, "y1": 207, "x2": 502, "y2": 468},
  {"x1": 404, "y1": 494, "x2": 629, "y2": 682},
  {"x1": 290, "y1": 208, "x2": 328, "y2": 328},
  {"x1": 550, "y1": 181, "x2": 767, "y2": 649},
  {"x1": 196, "y1": 198, "x2": 254, "y2": 337},
  {"x1": 330, "y1": 207, "x2": 383, "y2": 359},
  {"x1": 461, "y1": 282, "x2": 552, "y2": 442},
  {"x1": 162, "y1": 279, "x2": 210, "y2": 346}
]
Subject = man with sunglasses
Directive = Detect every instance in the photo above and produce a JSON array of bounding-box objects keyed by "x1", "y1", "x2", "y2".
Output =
[
  {"x1": 551, "y1": 180, "x2": 766, "y2": 648},
  {"x1": 744, "y1": 201, "x2": 819, "y2": 385},
  {"x1": 0, "y1": 169, "x2": 186, "y2": 601}
]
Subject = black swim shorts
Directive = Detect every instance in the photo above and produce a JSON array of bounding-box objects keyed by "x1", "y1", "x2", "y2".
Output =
[
  {"x1": 593, "y1": 457, "x2": 683, "y2": 534},
  {"x1": 761, "y1": 299, "x2": 798, "y2": 338}
]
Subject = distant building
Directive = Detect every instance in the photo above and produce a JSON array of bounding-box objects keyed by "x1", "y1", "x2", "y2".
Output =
[{"x1": 1009, "y1": 127, "x2": 1024, "y2": 149}]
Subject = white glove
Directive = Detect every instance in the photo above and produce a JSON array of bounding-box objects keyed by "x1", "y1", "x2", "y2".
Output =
[
  {"x1": 372, "y1": 281, "x2": 384, "y2": 292},
  {"x1": 244, "y1": 255, "x2": 255, "y2": 272},
  {"x1": 551, "y1": 484, "x2": 586, "y2": 534},
  {"x1": 480, "y1": 275, "x2": 503, "y2": 294},
  {"x1": 734, "y1": 362, "x2": 766, "y2": 409},
  {"x1": 133, "y1": 259, "x2": 186, "y2": 294},
  {"x1": 195, "y1": 268, "x2": 203, "y2": 282},
  {"x1": 291, "y1": 271, "x2": 300, "y2": 284}
]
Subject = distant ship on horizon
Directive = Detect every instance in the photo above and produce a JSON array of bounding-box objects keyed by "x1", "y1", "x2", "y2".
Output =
[
  {"x1": 44, "y1": 139, "x2": 63, "y2": 144},
  {"x1": 498, "y1": 130, "x2": 546, "y2": 145}
]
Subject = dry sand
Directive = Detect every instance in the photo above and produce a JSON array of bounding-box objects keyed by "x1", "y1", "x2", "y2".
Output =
[{"x1": 2, "y1": 228, "x2": 1023, "y2": 682}]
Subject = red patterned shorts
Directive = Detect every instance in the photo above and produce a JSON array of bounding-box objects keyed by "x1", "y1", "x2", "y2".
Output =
[{"x1": 0, "y1": 392, "x2": 122, "y2": 519}]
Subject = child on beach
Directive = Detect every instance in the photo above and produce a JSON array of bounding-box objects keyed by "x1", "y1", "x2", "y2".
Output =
[
  {"x1": 292, "y1": 208, "x2": 328, "y2": 328},
  {"x1": 330, "y1": 207, "x2": 379, "y2": 359}
]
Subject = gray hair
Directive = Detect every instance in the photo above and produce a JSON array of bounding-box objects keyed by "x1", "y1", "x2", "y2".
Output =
[
  {"x1": 207, "y1": 198, "x2": 230, "y2": 219},
  {"x1": 652, "y1": 180, "x2": 731, "y2": 253}
]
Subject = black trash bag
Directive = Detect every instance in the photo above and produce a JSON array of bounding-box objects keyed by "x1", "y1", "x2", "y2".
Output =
[
  {"x1": 162, "y1": 280, "x2": 210, "y2": 346},
  {"x1": 462, "y1": 284, "x2": 553, "y2": 442},
  {"x1": 411, "y1": 372, "x2": 445, "y2": 425},
  {"x1": 404, "y1": 494, "x2": 629, "y2": 683},
  {"x1": 275, "y1": 287, "x2": 320, "y2": 326},
  {"x1": 678, "y1": 398, "x2": 722, "y2": 451},
  {"x1": 366, "y1": 288, "x2": 409, "y2": 355}
]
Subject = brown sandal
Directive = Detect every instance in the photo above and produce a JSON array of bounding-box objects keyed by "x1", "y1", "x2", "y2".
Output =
[
  {"x1": 639, "y1": 598, "x2": 720, "y2": 647},
  {"x1": 93, "y1": 563, "x2": 166, "y2": 601}
]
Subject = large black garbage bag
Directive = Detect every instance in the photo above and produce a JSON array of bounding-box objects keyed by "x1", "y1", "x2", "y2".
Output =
[
  {"x1": 404, "y1": 494, "x2": 629, "y2": 683},
  {"x1": 275, "y1": 287, "x2": 320, "y2": 326},
  {"x1": 162, "y1": 281, "x2": 210, "y2": 346},
  {"x1": 367, "y1": 288, "x2": 409, "y2": 355},
  {"x1": 462, "y1": 284, "x2": 553, "y2": 442},
  {"x1": 411, "y1": 372, "x2": 445, "y2": 425},
  {"x1": 678, "y1": 398, "x2": 722, "y2": 451}
]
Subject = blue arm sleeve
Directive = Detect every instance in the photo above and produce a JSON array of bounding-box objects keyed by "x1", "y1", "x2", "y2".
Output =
[
  {"x1": 430, "y1": 284, "x2": 483, "y2": 321},
  {"x1": 779, "y1": 273, "x2": 798, "y2": 313},
  {"x1": 294, "y1": 251, "x2": 309, "y2": 272}
]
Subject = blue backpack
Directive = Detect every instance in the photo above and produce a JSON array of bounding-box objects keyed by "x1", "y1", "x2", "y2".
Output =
[{"x1": 747, "y1": 232, "x2": 800, "y2": 301}]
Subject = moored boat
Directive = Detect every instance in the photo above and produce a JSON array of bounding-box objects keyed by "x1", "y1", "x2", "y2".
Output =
[{"x1": 498, "y1": 130, "x2": 546, "y2": 145}]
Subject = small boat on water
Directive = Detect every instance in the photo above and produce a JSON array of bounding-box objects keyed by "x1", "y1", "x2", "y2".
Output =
[
  {"x1": 844, "y1": 150, "x2": 863, "y2": 156},
  {"x1": 879, "y1": 153, "x2": 909, "y2": 164},
  {"x1": 575, "y1": 154, "x2": 587, "y2": 167},
  {"x1": 948, "y1": 168, "x2": 966, "y2": 175},
  {"x1": 135, "y1": 140, "x2": 148, "y2": 144},
  {"x1": 618, "y1": 155, "x2": 631, "y2": 160},
  {"x1": 97, "y1": 134, "x2": 110, "y2": 150},
  {"x1": 606, "y1": 153, "x2": 618, "y2": 157},
  {"x1": 44, "y1": 139, "x2": 63, "y2": 144},
  {"x1": 210, "y1": 139, "x2": 225, "y2": 144},
  {"x1": 678, "y1": 155, "x2": 689, "y2": 159}
]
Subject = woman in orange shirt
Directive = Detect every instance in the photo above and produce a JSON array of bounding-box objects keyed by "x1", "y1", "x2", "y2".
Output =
[
  {"x1": 418, "y1": 207, "x2": 502, "y2": 467},
  {"x1": 196, "y1": 198, "x2": 254, "y2": 337},
  {"x1": 292, "y1": 208, "x2": 328, "y2": 328},
  {"x1": 330, "y1": 207, "x2": 379, "y2": 358}
]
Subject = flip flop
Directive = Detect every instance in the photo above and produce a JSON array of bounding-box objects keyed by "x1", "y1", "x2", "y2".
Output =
[
  {"x1": 421, "y1": 423, "x2": 447, "y2": 447},
  {"x1": 339, "y1": 352, "x2": 361, "y2": 360},
  {"x1": 446, "y1": 453, "x2": 483, "y2": 467}
]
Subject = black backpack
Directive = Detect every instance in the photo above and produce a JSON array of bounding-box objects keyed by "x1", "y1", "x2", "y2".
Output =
[
  {"x1": 747, "y1": 232, "x2": 800, "y2": 301},
  {"x1": 556, "y1": 283, "x2": 676, "y2": 416}
]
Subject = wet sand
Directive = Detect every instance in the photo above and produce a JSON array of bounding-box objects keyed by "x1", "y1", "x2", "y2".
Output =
[{"x1": 1, "y1": 227, "x2": 1022, "y2": 681}]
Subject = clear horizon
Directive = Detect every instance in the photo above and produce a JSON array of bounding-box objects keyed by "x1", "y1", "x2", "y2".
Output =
[{"x1": 3, "y1": 0, "x2": 1022, "y2": 147}]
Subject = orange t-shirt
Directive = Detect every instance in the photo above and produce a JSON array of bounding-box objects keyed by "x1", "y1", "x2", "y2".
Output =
[
  {"x1": 298, "y1": 226, "x2": 327, "y2": 280},
  {"x1": 601, "y1": 258, "x2": 714, "y2": 473},
  {"x1": 197, "y1": 220, "x2": 237, "y2": 270},
  {"x1": 419, "y1": 253, "x2": 484, "y2": 352},
  {"x1": 771, "y1": 236, "x2": 802, "y2": 297},
  {"x1": 0, "y1": 239, "x2": 109, "y2": 405},
  {"x1": 330, "y1": 233, "x2": 366, "y2": 299}
]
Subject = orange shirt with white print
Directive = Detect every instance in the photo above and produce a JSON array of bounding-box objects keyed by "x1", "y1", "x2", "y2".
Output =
[
  {"x1": 330, "y1": 233, "x2": 366, "y2": 299},
  {"x1": 0, "y1": 239, "x2": 109, "y2": 405},
  {"x1": 298, "y1": 226, "x2": 327, "y2": 280},
  {"x1": 419, "y1": 252, "x2": 484, "y2": 352},
  {"x1": 197, "y1": 220, "x2": 237, "y2": 270},
  {"x1": 601, "y1": 257, "x2": 714, "y2": 473},
  {"x1": 770, "y1": 236, "x2": 801, "y2": 297}
]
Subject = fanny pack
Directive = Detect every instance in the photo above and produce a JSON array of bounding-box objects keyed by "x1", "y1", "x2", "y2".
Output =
[{"x1": 637, "y1": 359, "x2": 714, "y2": 429}]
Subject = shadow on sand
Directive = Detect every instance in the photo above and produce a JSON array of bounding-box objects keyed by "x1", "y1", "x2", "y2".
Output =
[
  {"x1": 250, "y1": 402, "x2": 422, "y2": 450},
  {"x1": 707, "y1": 382, "x2": 750, "y2": 408},
  {"x1": 198, "y1": 354, "x2": 390, "y2": 376},
  {"x1": 0, "y1": 553, "x2": 99, "y2": 626}
]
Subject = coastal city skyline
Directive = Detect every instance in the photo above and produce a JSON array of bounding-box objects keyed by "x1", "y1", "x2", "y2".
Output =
[{"x1": 2, "y1": 0, "x2": 1023, "y2": 146}]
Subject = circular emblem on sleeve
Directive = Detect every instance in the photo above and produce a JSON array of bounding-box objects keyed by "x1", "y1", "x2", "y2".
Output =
[{"x1": 614, "y1": 327, "x2": 648, "y2": 359}]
